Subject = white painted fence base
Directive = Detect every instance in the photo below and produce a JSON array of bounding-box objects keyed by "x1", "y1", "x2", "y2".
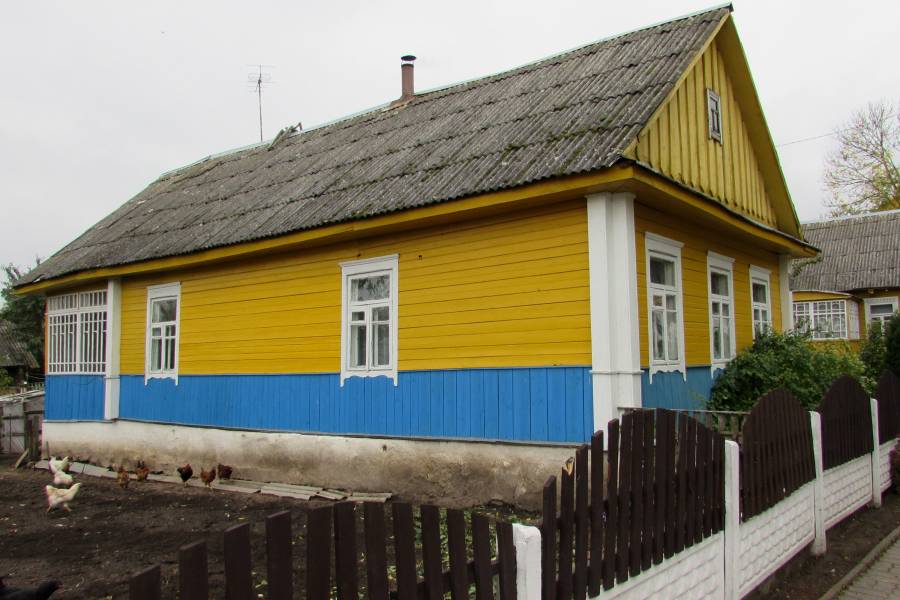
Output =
[{"x1": 512, "y1": 404, "x2": 898, "y2": 600}]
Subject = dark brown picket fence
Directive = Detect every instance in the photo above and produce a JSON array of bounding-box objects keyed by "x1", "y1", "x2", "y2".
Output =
[
  {"x1": 128, "y1": 502, "x2": 516, "y2": 600},
  {"x1": 877, "y1": 370, "x2": 900, "y2": 444},
  {"x1": 739, "y1": 389, "x2": 815, "y2": 521},
  {"x1": 819, "y1": 375, "x2": 874, "y2": 470},
  {"x1": 540, "y1": 409, "x2": 724, "y2": 600}
]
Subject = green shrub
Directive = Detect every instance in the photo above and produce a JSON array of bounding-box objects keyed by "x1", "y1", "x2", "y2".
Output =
[
  {"x1": 0, "y1": 368, "x2": 12, "y2": 389},
  {"x1": 886, "y1": 312, "x2": 900, "y2": 378},
  {"x1": 708, "y1": 330, "x2": 865, "y2": 412},
  {"x1": 860, "y1": 320, "x2": 887, "y2": 388}
]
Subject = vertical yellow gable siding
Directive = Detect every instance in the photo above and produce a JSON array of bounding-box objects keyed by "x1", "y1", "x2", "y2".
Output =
[
  {"x1": 635, "y1": 202, "x2": 783, "y2": 367},
  {"x1": 629, "y1": 39, "x2": 778, "y2": 228},
  {"x1": 119, "y1": 201, "x2": 591, "y2": 375}
]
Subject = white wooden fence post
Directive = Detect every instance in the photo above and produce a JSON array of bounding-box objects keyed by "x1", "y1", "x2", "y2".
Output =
[
  {"x1": 870, "y1": 398, "x2": 882, "y2": 508},
  {"x1": 513, "y1": 523, "x2": 542, "y2": 600},
  {"x1": 809, "y1": 411, "x2": 826, "y2": 555},
  {"x1": 723, "y1": 439, "x2": 740, "y2": 600}
]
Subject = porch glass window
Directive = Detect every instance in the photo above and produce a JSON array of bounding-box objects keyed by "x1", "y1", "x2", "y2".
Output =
[
  {"x1": 47, "y1": 290, "x2": 108, "y2": 374},
  {"x1": 793, "y1": 300, "x2": 848, "y2": 339}
]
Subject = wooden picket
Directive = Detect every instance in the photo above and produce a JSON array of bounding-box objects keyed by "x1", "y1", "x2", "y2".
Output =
[
  {"x1": 739, "y1": 389, "x2": 815, "y2": 521},
  {"x1": 819, "y1": 376, "x2": 874, "y2": 470},
  {"x1": 541, "y1": 409, "x2": 724, "y2": 599},
  {"x1": 877, "y1": 370, "x2": 900, "y2": 444},
  {"x1": 128, "y1": 502, "x2": 516, "y2": 600}
]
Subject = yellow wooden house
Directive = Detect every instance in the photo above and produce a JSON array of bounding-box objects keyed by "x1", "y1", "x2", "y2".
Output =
[{"x1": 16, "y1": 5, "x2": 816, "y2": 501}]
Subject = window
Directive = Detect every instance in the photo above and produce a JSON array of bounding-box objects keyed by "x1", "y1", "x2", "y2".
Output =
[
  {"x1": 47, "y1": 290, "x2": 108, "y2": 374},
  {"x1": 707, "y1": 252, "x2": 735, "y2": 370},
  {"x1": 749, "y1": 266, "x2": 772, "y2": 338},
  {"x1": 340, "y1": 255, "x2": 398, "y2": 385},
  {"x1": 864, "y1": 297, "x2": 898, "y2": 329},
  {"x1": 707, "y1": 89, "x2": 723, "y2": 143},
  {"x1": 793, "y1": 299, "x2": 858, "y2": 340},
  {"x1": 145, "y1": 283, "x2": 181, "y2": 382},
  {"x1": 645, "y1": 233, "x2": 685, "y2": 380}
]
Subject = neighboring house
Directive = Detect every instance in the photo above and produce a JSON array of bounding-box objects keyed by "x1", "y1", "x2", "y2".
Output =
[
  {"x1": 0, "y1": 319, "x2": 40, "y2": 387},
  {"x1": 791, "y1": 209, "x2": 900, "y2": 350},
  {"x1": 15, "y1": 6, "x2": 815, "y2": 503}
]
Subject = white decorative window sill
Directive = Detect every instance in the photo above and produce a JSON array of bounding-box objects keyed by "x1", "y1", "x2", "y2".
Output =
[{"x1": 648, "y1": 362, "x2": 686, "y2": 383}]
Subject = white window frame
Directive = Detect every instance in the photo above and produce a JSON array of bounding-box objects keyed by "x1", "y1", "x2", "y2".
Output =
[
  {"x1": 144, "y1": 282, "x2": 181, "y2": 384},
  {"x1": 707, "y1": 88, "x2": 723, "y2": 143},
  {"x1": 645, "y1": 233, "x2": 686, "y2": 381},
  {"x1": 46, "y1": 290, "x2": 108, "y2": 374},
  {"x1": 707, "y1": 252, "x2": 736, "y2": 373},
  {"x1": 792, "y1": 299, "x2": 855, "y2": 340},
  {"x1": 340, "y1": 255, "x2": 399, "y2": 386},
  {"x1": 864, "y1": 296, "x2": 898, "y2": 329},
  {"x1": 749, "y1": 265, "x2": 772, "y2": 339}
]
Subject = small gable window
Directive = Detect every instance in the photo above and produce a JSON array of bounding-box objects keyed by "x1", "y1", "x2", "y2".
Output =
[{"x1": 707, "y1": 89, "x2": 723, "y2": 143}]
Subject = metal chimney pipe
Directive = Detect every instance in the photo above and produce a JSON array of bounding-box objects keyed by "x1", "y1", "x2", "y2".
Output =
[{"x1": 400, "y1": 55, "x2": 416, "y2": 101}]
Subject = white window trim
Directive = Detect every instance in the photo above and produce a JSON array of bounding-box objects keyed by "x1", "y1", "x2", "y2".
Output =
[
  {"x1": 707, "y1": 252, "x2": 736, "y2": 374},
  {"x1": 793, "y1": 299, "x2": 853, "y2": 340},
  {"x1": 46, "y1": 289, "x2": 108, "y2": 374},
  {"x1": 749, "y1": 265, "x2": 772, "y2": 339},
  {"x1": 340, "y1": 255, "x2": 399, "y2": 386},
  {"x1": 645, "y1": 233, "x2": 686, "y2": 382},
  {"x1": 144, "y1": 282, "x2": 181, "y2": 384},
  {"x1": 863, "y1": 296, "x2": 899, "y2": 326}
]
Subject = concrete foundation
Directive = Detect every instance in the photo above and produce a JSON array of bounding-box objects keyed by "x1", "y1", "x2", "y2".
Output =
[{"x1": 43, "y1": 420, "x2": 577, "y2": 509}]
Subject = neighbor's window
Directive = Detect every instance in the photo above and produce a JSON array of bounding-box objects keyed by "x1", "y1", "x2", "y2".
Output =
[
  {"x1": 47, "y1": 290, "x2": 108, "y2": 374},
  {"x1": 750, "y1": 266, "x2": 772, "y2": 338},
  {"x1": 145, "y1": 283, "x2": 181, "y2": 381},
  {"x1": 645, "y1": 233, "x2": 685, "y2": 379},
  {"x1": 341, "y1": 255, "x2": 398, "y2": 385},
  {"x1": 708, "y1": 252, "x2": 735, "y2": 368},
  {"x1": 707, "y1": 89, "x2": 723, "y2": 143},
  {"x1": 793, "y1": 299, "x2": 856, "y2": 340},
  {"x1": 865, "y1": 297, "x2": 898, "y2": 328}
]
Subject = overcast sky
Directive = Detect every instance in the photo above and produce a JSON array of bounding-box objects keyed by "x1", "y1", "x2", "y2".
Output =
[{"x1": 1, "y1": 0, "x2": 898, "y2": 272}]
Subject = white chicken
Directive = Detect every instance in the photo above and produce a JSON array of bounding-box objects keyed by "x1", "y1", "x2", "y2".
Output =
[
  {"x1": 49, "y1": 456, "x2": 70, "y2": 474},
  {"x1": 52, "y1": 469, "x2": 73, "y2": 487},
  {"x1": 45, "y1": 483, "x2": 82, "y2": 512}
]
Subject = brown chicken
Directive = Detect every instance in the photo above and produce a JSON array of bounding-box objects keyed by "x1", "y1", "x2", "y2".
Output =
[
  {"x1": 116, "y1": 465, "x2": 130, "y2": 489},
  {"x1": 177, "y1": 463, "x2": 193, "y2": 486},
  {"x1": 217, "y1": 463, "x2": 233, "y2": 480},
  {"x1": 135, "y1": 460, "x2": 150, "y2": 482},
  {"x1": 200, "y1": 467, "x2": 216, "y2": 488}
]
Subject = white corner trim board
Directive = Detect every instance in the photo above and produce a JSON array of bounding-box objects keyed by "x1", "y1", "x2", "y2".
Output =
[{"x1": 104, "y1": 278, "x2": 122, "y2": 420}]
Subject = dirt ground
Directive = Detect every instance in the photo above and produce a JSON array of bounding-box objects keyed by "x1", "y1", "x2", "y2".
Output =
[
  {"x1": 0, "y1": 458, "x2": 328, "y2": 599},
  {"x1": 760, "y1": 489, "x2": 900, "y2": 599}
]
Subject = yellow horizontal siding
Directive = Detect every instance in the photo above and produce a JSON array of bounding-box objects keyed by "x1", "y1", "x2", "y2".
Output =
[
  {"x1": 635, "y1": 202, "x2": 783, "y2": 367},
  {"x1": 792, "y1": 291, "x2": 851, "y2": 301},
  {"x1": 119, "y1": 200, "x2": 591, "y2": 375},
  {"x1": 629, "y1": 39, "x2": 777, "y2": 228}
]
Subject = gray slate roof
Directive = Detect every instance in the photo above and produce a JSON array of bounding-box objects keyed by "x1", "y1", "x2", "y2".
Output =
[
  {"x1": 18, "y1": 6, "x2": 731, "y2": 287},
  {"x1": 0, "y1": 320, "x2": 39, "y2": 370},
  {"x1": 791, "y1": 210, "x2": 900, "y2": 292}
]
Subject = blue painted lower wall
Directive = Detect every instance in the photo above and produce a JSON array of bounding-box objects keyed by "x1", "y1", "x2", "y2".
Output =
[
  {"x1": 640, "y1": 367, "x2": 716, "y2": 410},
  {"x1": 46, "y1": 375, "x2": 105, "y2": 420},
  {"x1": 113, "y1": 367, "x2": 593, "y2": 443}
]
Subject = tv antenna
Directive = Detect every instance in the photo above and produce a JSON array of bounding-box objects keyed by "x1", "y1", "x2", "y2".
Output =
[{"x1": 247, "y1": 64, "x2": 275, "y2": 141}]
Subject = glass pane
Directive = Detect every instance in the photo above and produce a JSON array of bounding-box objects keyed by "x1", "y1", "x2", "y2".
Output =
[
  {"x1": 712, "y1": 318, "x2": 722, "y2": 359},
  {"x1": 712, "y1": 302, "x2": 720, "y2": 316},
  {"x1": 165, "y1": 324, "x2": 176, "y2": 337},
  {"x1": 649, "y1": 257, "x2": 675, "y2": 286},
  {"x1": 351, "y1": 311, "x2": 365, "y2": 322},
  {"x1": 165, "y1": 338, "x2": 176, "y2": 370},
  {"x1": 665, "y1": 295, "x2": 676, "y2": 311},
  {"x1": 152, "y1": 298, "x2": 177, "y2": 323},
  {"x1": 723, "y1": 318, "x2": 732, "y2": 358},
  {"x1": 372, "y1": 306, "x2": 389, "y2": 322},
  {"x1": 351, "y1": 275, "x2": 390, "y2": 302},
  {"x1": 666, "y1": 311, "x2": 679, "y2": 360},
  {"x1": 722, "y1": 303, "x2": 730, "y2": 317},
  {"x1": 151, "y1": 338, "x2": 162, "y2": 371},
  {"x1": 871, "y1": 304, "x2": 894, "y2": 315},
  {"x1": 152, "y1": 326, "x2": 162, "y2": 337},
  {"x1": 752, "y1": 282, "x2": 767, "y2": 304},
  {"x1": 710, "y1": 272, "x2": 729, "y2": 296},
  {"x1": 652, "y1": 295, "x2": 663, "y2": 308},
  {"x1": 652, "y1": 310, "x2": 665, "y2": 360},
  {"x1": 350, "y1": 324, "x2": 366, "y2": 368},
  {"x1": 373, "y1": 324, "x2": 390, "y2": 366}
]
